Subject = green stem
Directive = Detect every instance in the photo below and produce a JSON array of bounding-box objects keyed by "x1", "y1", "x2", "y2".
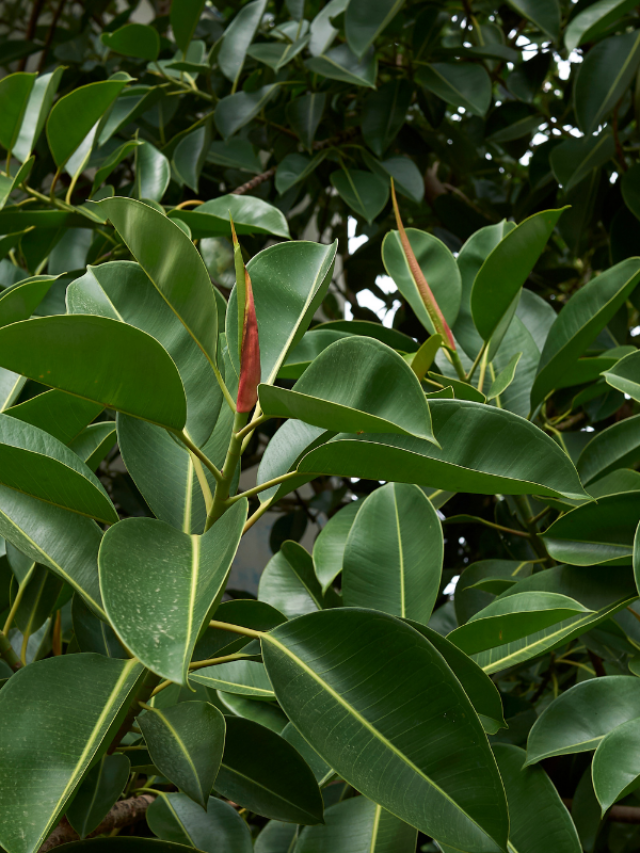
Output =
[
  {"x1": 513, "y1": 494, "x2": 553, "y2": 564},
  {"x1": 3, "y1": 567, "x2": 34, "y2": 634},
  {"x1": 208, "y1": 619, "x2": 264, "y2": 640},
  {"x1": 175, "y1": 431, "x2": 223, "y2": 484},
  {"x1": 0, "y1": 630, "x2": 21, "y2": 672},
  {"x1": 467, "y1": 342, "x2": 486, "y2": 383},
  {"x1": 205, "y1": 411, "x2": 248, "y2": 530},
  {"x1": 228, "y1": 470, "x2": 299, "y2": 503},
  {"x1": 211, "y1": 361, "x2": 236, "y2": 413},
  {"x1": 189, "y1": 652, "x2": 251, "y2": 671},
  {"x1": 449, "y1": 347, "x2": 467, "y2": 382},
  {"x1": 243, "y1": 497, "x2": 273, "y2": 534},
  {"x1": 477, "y1": 345, "x2": 490, "y2": 395},
  {"x1": 236, "y1": 413, "x2": 271, "y2": 441}
]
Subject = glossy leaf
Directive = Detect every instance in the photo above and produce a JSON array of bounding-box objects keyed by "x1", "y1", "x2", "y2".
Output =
[
  {"x1": 259, "y1": 337, "x2": 436, "y2": 443},
  {"x1": 0, "y1": 654, "x2": 144, "y2": 853},
  {"x1": 134, "y1": 141, "x2": 171, "y2": 202},
  {"x1": 147, "y1": 794, "x2": 253, "y2": 853},
  {"x1": 526, "y1": 676, "x2": 640, "y2": 764},
  {"x1": 382, "y1": 228, "x2": 462, "y2": 333},
  {"x1": 262, "y1": 608, "x2": 509, "y2": 852},
  {"x1": 296, "y1": 399, "x2": 588, "y2": 501},
  {"x1": 91, "y1": 140, "x2": 141, "y2": 196},
  {"x1": 99, "y1": 500, "x2": 247, "y2": 685},
  {"x1": 592, "y1": 716, "x2": 640, "y2": 812},
  {"x1": 215, "y1": 85, "x2": 278, "y2": 139},
  {"x1": 140, "y1": 701, "x2": 225, "y2": 809},
  {"x1": 295, "y1": 796, "x2": 417, "y2": 853},
  {"x1": 286, "y1": 93, "x2": 326, "y2": 150},
  {"x1": 309, "y1": 0, "x2": 350, "y2": 56},
  {"x1": 101, "y1": 23, "x2": 160, "y2": 61},
  {"x1": 330, "y1": 168, "x2": 389, "y2": 224},
  {"x1": 313, "y1": 500, "x2": 360, "y2": 593},
  {"x1": 191, "y1": 660, "x2": 275, "y2": 700},
  {"x1": 248, "y1": 37, "x2": 310, "y2": 71},
  {"x1": 70, "y1": 423, "x2": 116, "y2": 471},
  {"x1": 13, "y1": 68, "x2": 63, "y2": 162},
  {"x1": 602, "y1": 350, "x2": 640, "y2": 402},
  {"x1": 218, "y1": 0, "x2": 268, "y2": 84},
  {"x1": 470, "y1": 208, "x2": 565, "y2": 344},
  {"x1": 448, "y1": 591, "x2": 590, "y2": 655},
  {"x1": 47, "y1": 78, "x2": 131, "y2": 168},
  {"x1": 170, "y1": 0, "x2": 206, "y2": 52},
  {"x1": 98, "y1": 197, "x2": 219, "y2": 371},
  {"x1": 492, "y1": 744, "x2": 581, "y2": 853},
  {"x1": 505, "y1": 0, "x2": 560, "y2": 40},
  {"x1": 343, "y1": 483, "x2": 443, "y2": 623},
  {"x1": 214, "y1": 716, "x2": 324, "y2": 824},
  {"x1": 306, "y1": 45, "x2": 377, "y2": 89},
  {"x1": 416, "y1": 63, "x2": 492, "y2": 117},
  {"x1": 173, "y1": 124, "x2": 212, "y2": 193},
  {"x1": 11, "y1": 564, "x2": 62, "y2": 639},
  {"x1": 0, "y1": 72, "x2": 36, "y2": 153},
  {"x1": 259, "y1": 541, "x2": 324, "y2": 619},
  {"x1": 550, "y1": 131, "x2": 615, "y2": 192},
  {"x1": 0, "y1": 274, "x2": 55, "y2": 327},
  {"x1": 170, "y1": 195, "x2": 291, "y2": 240},
  {"x1": 575, "y1": 31, "x2": 640, "y2": 135},
  {"x1": 66, "y1": 754, "x2": 130, "y2": 838},
  {"x1": 345, "y1": 0, "x2": 405, "y2": 58},
  {"x1": 0, "y1": 315, "x2": 187, "y2": 431},
  {"x1": 532, "y1": 259, "x2": 640, "y2": 409},
  {"x1": 565, "y1": 0, "x2": 638, "y2": 50},
  {"x1": 577, "y1": 415, "x2": 640, "y2": 485}
]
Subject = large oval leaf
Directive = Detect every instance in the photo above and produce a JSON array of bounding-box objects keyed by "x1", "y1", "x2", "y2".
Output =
[
  {"x1": 0, "y1": 414, "x2": 116, "y2": 523},
  {"x1": 262, "y1": 608, "x2": 509, "y2": 852},
  {"x1": 99, "y1": 499, "x2": 247, "y2": 685},
  {"x1": 97, "y1": 198, "x2": 219, "y2": 369},
  {"x1": 343, "y1": 483, "x2": 443, "y2": 623},
  {"x1": 169, "y1": 194, "x2": 290, "y2": 240},
  {"x1": 0, "y1": 654, "x2": 144, "y2": 853},
  {"x1": 345, "y1": 0, "x2": 405, "y2": 58},
  {"x1": 577, "y1": 415, "x2": 640, "y2": 485},
  {"x1": 147, "y1": 794, "x2": 253, "y2": 853},
  {"x1": 592, "y1": 717, "x2": 640, "y2": 812},
  {"x1": 296, "y1": 399, "x2": 588, "y2": 501},
  {"x1": 526, "y1": 676, "x2": 640, "y2": 764},
  {"x1": 313, "y1": 500, "x2": 361, "y2": 593},
  {"x1": 0, "y1": 315, "x2": 187, "y2": 431},
  {"x1": 531, "y1": 259, "x2": 640, "y2": 410},
  {"x1": 259, "y1": 337, "x2": 436, "y2": 443},
  {"x1": 258, "y1": 541, "x2": 324, "y2": 619},
  {"x1": 382, "y1": 228, "x2": 461, "y2": 333}
]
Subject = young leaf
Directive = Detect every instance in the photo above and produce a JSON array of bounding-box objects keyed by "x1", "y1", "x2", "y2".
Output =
[
  {"x1": 213, "y1": 716, "x2": 324, "y2": 824},
  {"x1": 99, "y1": 499, "x2": 247, "y2": 685},
  {"x1": 343, "y1": 483, "x2": 443, "y2": 624},
  {"x1": 487, "y1": 352, "x2": 522, "y2": 401},
  {"x1": 262, "y1": 608, "x2": 509, "y2": 852},
  {"x1": 139, "y1": 701, "x2": 225, "y2": 809},
  {"x1": 0, "y1": 655, "x2": 144, "y2": 853},
  {"x1": 231, "y1": 225, "x2": 260, "y2": 414}
]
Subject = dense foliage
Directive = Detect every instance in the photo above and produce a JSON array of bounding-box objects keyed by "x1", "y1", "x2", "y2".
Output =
[{"x1": 1, "y1": 1, "x2": 640, "y2": 852}]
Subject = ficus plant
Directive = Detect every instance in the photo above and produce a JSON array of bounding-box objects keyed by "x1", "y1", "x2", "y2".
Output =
[{"x1": 2, "y1": 1, "x2": 640, "y2": 853}]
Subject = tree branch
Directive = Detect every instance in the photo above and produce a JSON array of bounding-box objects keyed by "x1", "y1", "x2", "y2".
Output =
[{"x1": 38, "y1": 794, "x2": 155, "y2": 851}]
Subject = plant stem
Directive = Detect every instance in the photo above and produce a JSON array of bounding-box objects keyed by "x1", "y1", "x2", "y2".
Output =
[
  {"x1": 228, "y1": 470, "x2": 299, "y2": 503},
  {"x1": 175, "y1": 431, "x2": 223, "y2": 483},
  {"x1": 236, "y1": 413, "x2": 271, "y2": 441},
  {"x1": 212, "y1": 361, "x2": 236, "y2": 413},
  {"x1": 189, "y1": 652, "x2": 251, "y2": 671},
  {"x1": 205, "y1": 411, "x2": 249, "y2": 530},
  {"x1": 0, "y1": 630, "x2": 21, "y2": 671},
  {"x1": 513, "y1": 494, "x2": 553, "y2": 563},
  {"x1": 449, "y1": 347, "x2": 467, "y2": 381},
  {"x1": 477, "y1": 345, "x2": 490, "y2": 394},
  {"x1": 2, "y1": 567, "x2": 33, "y2": 634},
  {"x1": 208, "y1": 619, "x2": 264, "y2": 640},
  {"x1": 243, "y1": 498, "x2": 273, "y2": 533}
]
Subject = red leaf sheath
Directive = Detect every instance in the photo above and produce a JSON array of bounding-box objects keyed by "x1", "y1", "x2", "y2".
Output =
[{"x1": 236, "y1": 269, "x2": 261, "y2": 412}]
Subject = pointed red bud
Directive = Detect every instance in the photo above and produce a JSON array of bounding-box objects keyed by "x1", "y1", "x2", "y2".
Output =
[
  {"x1": 236, "y1": 267, "x2": 261, "y2": 412},
  {"x1": 391, "y1": 180, "x2": 456, "y2": 351}
]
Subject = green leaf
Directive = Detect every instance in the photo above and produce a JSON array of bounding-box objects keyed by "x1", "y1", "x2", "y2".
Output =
[
  {"x1": 343, "y1": 483, "x2": 443, "y2": 624},
  {"x1": 10, "y1": 564, "x2": 62, "y2": 640},
  {"x1": 592, "y1": 716, "x2": 640, "y2": 812},
  {"x1": 0, "y1": 654, "x2": 144, "y2": 853},
  {"x1": 577, "y1": 415, "x2": 640, "y2": 485},
  {"x1": 0, "y1": 414, "x2": 117, "y2": 523},
  {"x1": 259, "y1": 540, "x2": 324, "y2": 619},
  {"x1": 194, "y1": 600, "x2": 286, "y2": 663},
  {"x1": 170, "y1": 0, "x2": 206, "y2": 52},
  {"x1": 256, "y1": 420, "x2": 330, "y2": 504},
  {"x1": 305, "y1": 45, "x2": 377, "y2": 89},
  {"x1": 215, "y1": 85, "x2": 278, "y2": 139},
  {"x1": 67, "y1": 261, "x2": 220, "y2": 446},
  {"x1": 101, "y1": 23, "x2": 160, "y2": 60},
  {"x1": 13, "y1": 68, "x2": 64, "y2": 162},
  {"x1": 98, "y1": 198, "x2": 219, "y2": 371},
  {"x1": 565, "y1": 0, "x2": 638, "y2": 50},
  {"x1": 99, "y1": 500, "x2": 247, "y2": 685},
  {"x1": 66, "y1": 754, "x2": 130, "y2": 838},
  {"x1": 492, "y1": 744, "x2": 581, "y2": 853},
  {"x1": 134, "y1": 141, "x2": 171, "y2": 202},
  {"x1": 330, "y1": 168, "x2": 389, "y2": 224},
  {"x1": 56, "y1": 841, "x2": 196, "y2": 851},
  {"x1": 382, "y1": 228, "x2": 462, "y2": 333},
  {"x1": 91, "y1": 140, "x2": 141, "y2": 196},
  {"x1": 255, "y1": 821, "x2": 299, "y2": 853},
  {"x1": 313, "y1": 501, "x2": 360, "y2": 593},
  {"x1": 531, "y1": 259, "x2": 640, "y2": 410},
  {"x1": 139, "y1": 701, "x2": 225, "y2": 809},
  {"x1": 602, "y1": 349, "x2": 640, "y2": 401},
  {"x1": 214, "y1": 716, "x2": 324, "y2": 824},
  {"x1": 366, "y1": 154, "x2": 425, "y2": 204},
  {"x1": 295, "y1": 796, "x2": 417, "y2": 852},
  {"x1": 170, "y1": 194, "x2": 291, "y2": 239},
  {"x1": 0, "y1": 72, "x2": 36, "y2": 154},
  {"x1": 228, "y1": 240, "x2": 337, "y2": 387},
  {"x1": 526, "y1": 676, "x2": 640, "y2": 764},
  {"x1": 0, "y1": 487, "x2": 104, "y2": 617},
  {"x1": 345, "y1": 0, "x2": 405, "y2": 58},
  {"x1": 487, "y1": 352, "x2": 523, "y2": 401},
  {"x1": 276, "y1": 152, "x2": 327, "y2": 195},
  {"x1": 207, "y1": 139, "x2": 262, "y2": 173},
  {"x1": 416, "y1": 63, "x2": 492, "y2": 117},
  {"x1": 247, "y1": 37, "x2": 310, "y2": 71},
  {"x1": 296, "y1": 399, "x2": 588, "y2": 501},
  {"x1": 47, "y1": 77, "x2": 131, "y2": 168},
  {"x1": 147, "y1": 794, "x2": 253, "y2": 852},
  {"x1": 72, "y1": 594, "x2": 124, "y2": 658},
  {"x1": 0, "y1": 273, "x2": 55, "y2": 326},
  {"x1": 259, "y1": 337, "x2": 436, "y2": 442},
  {"x1": 191, "y1": 660, "x2": 275, "y2": 700},
  {"x1": 309, "y1": 0, "x2": 350, "y2": 56},
  {"x1": 262, "y1": 609, "x2": 508, "y2": 851},
  {"x1": 475, "y1": 565, "x2": 636, "y2": 675},
  {"x1": 0, "y1": 157, "x2": 34, "y2": 212},
  {"x1": 286, "y1": 93, "x2": 326, "y2": 151},
  {"x1": 447, "y1": 591, "x2": 591, "y2": 655},
  {"x1": 543, "y1": 493, "x2": 639, "y2": 565},
  {"x1": 173, "y1": 123, "x2": 212, "y2": 193},
  {"x1": 470, "y1": 208, "x2": 565, "y2": 344},
  {"x1": 407, "y1": 621, "x2": 506, "y2": 734},
  {"x1": 504, "y1": 0, "x2": 560, "y2": 40},
  {"x1": 218, "y1": 0, "x2": 268, "y2": 84},
  {"x1": 575, "y1": 31, "x2": 640, "y2": 135},
  {"x1": 70, "y1": 423, "x2": 116, "y2": 471},
  {"x1": 0, "y1": 315, "x2": 187, "y2": 431},
  {"x1": 550, "y1": 131, "x2": 616, "y2": 192}
]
